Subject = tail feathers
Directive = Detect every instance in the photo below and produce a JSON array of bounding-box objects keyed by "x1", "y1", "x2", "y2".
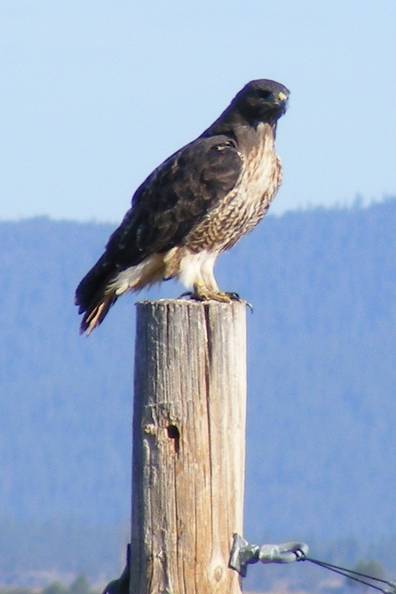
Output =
[
  {"x1": 80, "y1": 293, "x2": 118, "y2": 335},
  {"x1": 76, "y1": 252, "x2": 167, "y2": 334},
  {"x1": 75, "y1": 254, "x2": 118, "y2": 335}
]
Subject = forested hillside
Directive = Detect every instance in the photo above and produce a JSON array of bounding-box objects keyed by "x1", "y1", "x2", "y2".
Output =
[{"x1": 1, "y1": 200, "x2": 396, "y2": 587}]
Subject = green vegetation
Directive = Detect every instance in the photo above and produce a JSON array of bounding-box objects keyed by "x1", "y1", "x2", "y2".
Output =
[
  {"x1": 347, "y1": 560, "x2": 386, "y2": 589},
  {"x1": 0, "y1": 576, "x2": 98, "y2": 594}
]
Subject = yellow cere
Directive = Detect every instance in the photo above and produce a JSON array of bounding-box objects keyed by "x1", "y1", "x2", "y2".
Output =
[{"x1": 278, "y1": 91, "x2": 288, "y2": 101}]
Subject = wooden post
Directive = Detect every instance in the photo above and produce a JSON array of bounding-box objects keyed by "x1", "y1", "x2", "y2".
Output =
[{"x1": 130, "y1": 300, "x2": 247, "y2": 594}]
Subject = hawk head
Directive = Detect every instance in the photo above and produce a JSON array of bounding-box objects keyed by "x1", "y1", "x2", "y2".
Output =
[{"x1": 232, "y1": 79, "x2": 289, "y2": 125}]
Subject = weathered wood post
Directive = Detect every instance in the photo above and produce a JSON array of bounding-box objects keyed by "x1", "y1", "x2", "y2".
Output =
[{"x1": 130, "y1": 300, "x2": 247, "y2": 594}]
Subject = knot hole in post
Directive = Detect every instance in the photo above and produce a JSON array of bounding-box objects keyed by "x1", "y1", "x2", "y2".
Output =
[{"x1": 167, "y1": 423, "x2": 180, "y2": 454}]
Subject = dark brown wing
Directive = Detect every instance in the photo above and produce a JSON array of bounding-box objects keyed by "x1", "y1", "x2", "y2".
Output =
[
  {"x1": 75, "y1": 134, "x2": 242, "y2": 312},
  {"x1": 106, "y1": 134, "x2": 242, "y2": 265}
]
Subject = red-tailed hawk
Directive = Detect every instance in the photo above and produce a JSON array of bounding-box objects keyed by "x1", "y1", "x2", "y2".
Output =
[{"x1": 76, "y1": 79, "x2": 289, "y2": 334}]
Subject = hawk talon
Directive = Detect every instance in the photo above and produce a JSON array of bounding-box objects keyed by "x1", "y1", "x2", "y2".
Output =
[
  {"x1": 181, "y1": 284, "x2": 255, "y2": 309},
  {"x1": 225, "y1": 291, "x2": 241, "y2": 301},
  {"x1": 192, "y1": 283, "x2": 233, "y2": 303},
  {"x1": 177, "y1": 290, "x2": 253, "y2": 311},
  {"x1": 178, "y1": 291, "x2": 194, "y2": 299},
  {"x1": 200, "y1": 293, "x2": 232, "y2": 303},
  {"x1": 225, "y1": 292, "x2": 254, "y2": 312}
]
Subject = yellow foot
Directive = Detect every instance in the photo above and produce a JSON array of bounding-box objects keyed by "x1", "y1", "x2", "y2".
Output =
[{"x1": 192, "y1": 283, "x2": 239, "y2": 303}]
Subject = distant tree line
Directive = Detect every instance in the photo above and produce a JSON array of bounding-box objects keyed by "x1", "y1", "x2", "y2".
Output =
[{"x1": 0, "y1": 575, "x2": 97, "y2": 594}]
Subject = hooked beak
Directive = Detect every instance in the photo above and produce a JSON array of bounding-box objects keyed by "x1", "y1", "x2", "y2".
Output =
[{"x1": 274, "y1": 90, "x2": 289, "y2": 114}]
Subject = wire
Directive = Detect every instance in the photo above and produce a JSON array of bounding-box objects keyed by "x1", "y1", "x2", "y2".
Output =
[{"x1": 300, "y1": 555, "x2": 396, "y2": 594}]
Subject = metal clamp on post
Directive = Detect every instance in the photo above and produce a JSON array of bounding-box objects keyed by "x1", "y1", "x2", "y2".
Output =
[{"x1": 229, "y1": 533, "x2": 309, "y2": 577}]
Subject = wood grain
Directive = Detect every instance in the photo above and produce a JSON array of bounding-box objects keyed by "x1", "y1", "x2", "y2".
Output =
[{"x1": 130, "y1": 300, "x2": 247, "y2": 594}]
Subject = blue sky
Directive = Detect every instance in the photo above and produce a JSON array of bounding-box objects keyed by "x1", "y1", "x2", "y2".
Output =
[{"x1": 1, "y1": 0, "x2": 396, "y2": 222}]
